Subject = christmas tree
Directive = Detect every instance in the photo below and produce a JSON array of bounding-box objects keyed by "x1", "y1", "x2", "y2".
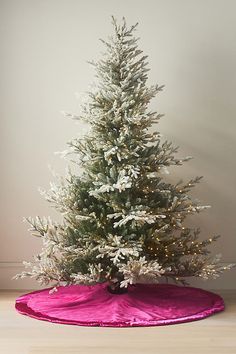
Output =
[{"x1": 15, "y1": 17, "x2": 233, "y2": 293}]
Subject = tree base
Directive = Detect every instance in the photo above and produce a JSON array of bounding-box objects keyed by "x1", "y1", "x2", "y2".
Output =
[{"x1": 107, "y1": 281, "x2": 128, "y2": 295}]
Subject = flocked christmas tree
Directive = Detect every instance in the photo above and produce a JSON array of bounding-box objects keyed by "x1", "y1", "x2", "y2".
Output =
[{"x1": 15, "y1": 17, "x2": 234, "y2": 293}]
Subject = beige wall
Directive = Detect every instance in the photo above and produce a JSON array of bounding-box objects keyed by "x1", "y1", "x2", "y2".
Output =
[{"x1": 1, "y1": 0, "x2": 236, "y2": 289}]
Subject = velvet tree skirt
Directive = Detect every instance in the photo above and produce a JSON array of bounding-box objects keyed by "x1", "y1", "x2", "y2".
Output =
[{"x1": 15, "y1": 283, "x2": 224, "y2": 327}]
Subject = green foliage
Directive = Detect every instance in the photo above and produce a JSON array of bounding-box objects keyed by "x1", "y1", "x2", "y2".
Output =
[{"x1": 15, "y1": 17, "x2": 234, "y2": 288}]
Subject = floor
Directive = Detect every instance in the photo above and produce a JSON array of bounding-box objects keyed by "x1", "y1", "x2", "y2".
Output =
[{"x1": 0, "y1": 290, "x2": 235, "y2": 354}]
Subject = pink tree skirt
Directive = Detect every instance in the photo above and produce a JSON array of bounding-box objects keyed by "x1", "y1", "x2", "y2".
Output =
[{"x1": 15, "y1": 283, "x2": 224, "y2": 327}]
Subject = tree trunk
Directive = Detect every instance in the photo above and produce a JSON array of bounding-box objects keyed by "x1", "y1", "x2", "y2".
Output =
[{"x1": 107, "y1": 280, "x2": 128, "y2": 294}]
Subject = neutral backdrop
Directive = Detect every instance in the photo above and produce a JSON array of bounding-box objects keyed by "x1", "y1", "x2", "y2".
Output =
[{"x1": 1, "y1": 0, "x2": 235, "y2": 289}]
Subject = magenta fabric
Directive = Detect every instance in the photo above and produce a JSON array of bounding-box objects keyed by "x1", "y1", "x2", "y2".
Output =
[{"x1": 15, "y1": 283, "x2": 224, "y2": 327}]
